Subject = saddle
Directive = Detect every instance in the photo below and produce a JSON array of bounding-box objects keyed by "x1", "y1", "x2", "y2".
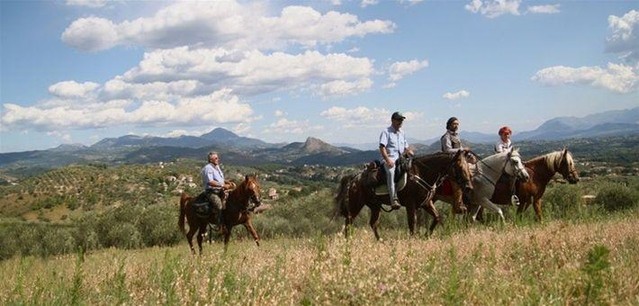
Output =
[
  {"x1": 362, "y1": 156, "x2": 411, "y2": 195},
  {"x1": 192, "y1": 190, "x2": 224, "y2": 219}
]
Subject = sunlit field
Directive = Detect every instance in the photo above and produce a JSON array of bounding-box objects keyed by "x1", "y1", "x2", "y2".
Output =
[{"x1": 2, "y1": 212, "x2": 638, "y2": 305}]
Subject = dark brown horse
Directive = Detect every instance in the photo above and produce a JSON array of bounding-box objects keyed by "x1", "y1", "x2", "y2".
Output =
[
  {"x1": 334, "y1": 150, "x2": 473, "y2": 240},
  {"x1": 489, "y1": 149, "x2": 579, "y2": 221},
  {"x1": 179, "y1": 174, "x2": 263, "y2": 254}
]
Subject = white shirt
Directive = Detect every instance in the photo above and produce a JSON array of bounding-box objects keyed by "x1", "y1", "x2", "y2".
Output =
[{"x1": 494, "y1": 139, "x2": 512, "y2": 153}]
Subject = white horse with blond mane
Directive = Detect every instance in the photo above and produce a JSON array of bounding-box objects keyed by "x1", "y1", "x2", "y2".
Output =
[{"x1": 467, "y1": 148, "x2": 530, "y2": 221}]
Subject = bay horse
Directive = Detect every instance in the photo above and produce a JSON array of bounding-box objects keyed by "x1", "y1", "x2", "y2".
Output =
[
  {"x1": 489, "y1": 148, "x2": 579, "y2": 221},
  {"x1": 178, "y1": 174, "x2": 263, "y2": 254},
  {"x1": 334, "y1": 150, "x2": 473, "y2": 240}
]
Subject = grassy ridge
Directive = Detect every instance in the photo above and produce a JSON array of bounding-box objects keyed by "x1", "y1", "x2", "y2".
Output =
[{"x1": 1, "y1": 213, "x2": 638, "y2": 305}]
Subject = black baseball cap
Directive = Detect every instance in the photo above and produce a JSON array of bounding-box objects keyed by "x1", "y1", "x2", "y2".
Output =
[{"x1": 391, "y1": 112, "x2": 406, "y2": 121}]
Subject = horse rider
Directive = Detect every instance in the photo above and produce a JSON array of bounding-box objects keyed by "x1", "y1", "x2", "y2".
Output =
[
  {"x1": 494, "y1": 126, "x2": 513, "y2": 153},
  {"x1": 379, "y1": 111, "x2": 414, "y2": 210},
  {"x1": 202, "y1": 151, "x2": 234, "y2": 228},
  {"x1": 494, "y1": 126, "x2": 520, "y2": 205},
  {"x1": 441, "y1": 117, "x2": 466, "y2": 153}
]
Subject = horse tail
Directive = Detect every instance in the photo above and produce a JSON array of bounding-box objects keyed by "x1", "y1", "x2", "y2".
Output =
[
  {"x1": 333, "y1": 174, "x2": 353, "y2": 220},
  {"x1": 178, "y1": 192, "x2": 190, "y2": 235}
]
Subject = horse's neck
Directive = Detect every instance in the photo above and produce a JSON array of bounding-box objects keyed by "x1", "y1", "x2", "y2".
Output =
[
  {"x1": 227, "y1": 186, "x2": 249, "y2": 206},
  {"x1": 526, "y1": 156, "x2": 556, "y2": 183},
  {"x1": 415, "y1": 156, "x2": 449, "y2": 181},
  {"x1": 479, "y1": 156, "x2": 506, "y2": 180}
]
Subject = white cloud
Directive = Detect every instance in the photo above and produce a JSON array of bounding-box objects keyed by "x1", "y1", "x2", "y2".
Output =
[
  {"x1": 62, "y1": 1, "x2": 395, "y2": 52},
  {"x1": 526, "y1": 4, "x2": 560, "y2": 15},
  {"x1": 116, "y1": 47, "x2": 375, "y2": 97},
  {"x1": 321, "y1": 106, "x2": 422, "y2": 128},
  {"x1": 274, "y1": 110, "x2": 285, "y2": 117},
  {"x1": 386, "y1": 59, "x2": 429, "y2": 87},
  {"x1": 61, "y1": 17, "x2": 119, "y2": 52},
  {"x1": 606, "y1": 10, "x2": 639, "y2": 62},
  {"x1": 0, "y1": 89, "x2": 254, "y2": 132},
  {"x1": 264, "y1": 118, "x2": 322, "y2": 135},
  {"x1": 361, "y1": 0, "x2": 379, "y2": 8},
  {"x1": 319, "y1": 79, "x2": 373, "y2": 97},
  {"x1": 65, "y1": 0, "x2": 108, "y2": 8},
  {"x1": 465, "y1": 0, "x2": 521, "y2": 18},
  {"x1": 443, "y1": 90, "x2": 470, "y2": 100},
  {"x1": 531, "y1": 63, "x2": 639, "y2": 94},
  {"x1": 48, "y1": 81, "x2": 100, "y2": 98}
]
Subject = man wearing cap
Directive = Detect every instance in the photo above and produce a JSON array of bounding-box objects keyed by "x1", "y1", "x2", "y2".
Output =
[{"x1": 379, "y1": 111, "x2": 413, "y2": 210}]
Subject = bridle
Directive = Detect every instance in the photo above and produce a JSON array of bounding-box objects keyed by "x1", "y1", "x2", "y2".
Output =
[{"x1": 476, "y1": 151, "x2": 523, "y2": 186}]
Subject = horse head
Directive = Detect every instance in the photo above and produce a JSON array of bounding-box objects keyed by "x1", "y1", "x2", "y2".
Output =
[
  {"x1": 506, "y1": 148, "x2": 530, "y2": 181},
  {"x1": 453, "y1": 150, "x2": 473, "y2": 191},
  {"x1": 559, "y1": 149, "x2": 580, "y2": 184},
  {"x1": 234, "y1": 174, "x2": 262, "y2": 209}
]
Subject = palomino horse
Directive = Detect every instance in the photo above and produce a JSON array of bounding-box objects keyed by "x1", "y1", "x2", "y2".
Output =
[
  {"x1": 334, "y1": 150, "x2": 473, "y2": 240},
  {"x1": 178, "y1": 174, "x2": 263, "y2": 254},
  {"x1": 466, "y1": 148, "x2": 530, "y2": 222},
  {"x1": 489, "y1": 149, "x2": 579, "y2": 221}
]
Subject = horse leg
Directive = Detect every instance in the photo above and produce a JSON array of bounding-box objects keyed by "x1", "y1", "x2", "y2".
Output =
[
  {"x1": 533, "y1": 197, "x2": 543, "y2": 222},
  {"x1": 243, "y1": 221, "x2": 261, "y2": 246},
  {"x1": 479, "y1": 198, "x2": 505, "y2": 222},
  {"x1": 197, "y1": 224, "x2": 207, "y2": 255},
  {"x1": 422, "y1": 200, "x2": 440, "y2": 235},
  {"x1": 186, "y1": 225, "x2": 198, "y2": 254},
  {"x1": 406, "y1": 204, "x2": 417, "y2": 236},
  {"x1": 369, "y1": 206, "x2": 382, "y2": 241}
]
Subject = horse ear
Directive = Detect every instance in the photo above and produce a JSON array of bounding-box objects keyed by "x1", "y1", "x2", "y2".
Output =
[{"x1": 245, "y1": 175, "x2": 250, "y2": 181}]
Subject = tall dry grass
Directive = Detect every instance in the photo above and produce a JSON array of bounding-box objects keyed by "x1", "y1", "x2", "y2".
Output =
[{"x1": 2, "y1": 212, "x2": 638, "y2": 305}]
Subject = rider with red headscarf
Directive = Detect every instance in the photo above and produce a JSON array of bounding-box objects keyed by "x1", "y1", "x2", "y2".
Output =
[{"x1": 494, "y1": 126, "x2": 513, "y2": 153}]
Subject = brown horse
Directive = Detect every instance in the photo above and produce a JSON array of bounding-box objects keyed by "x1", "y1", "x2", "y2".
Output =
[
  {"x1": 489, "y1": 149, "x2": 579, "y2": 221},
  {"x1": 334, "y1": 150, "x2": 473, "y2": 240},
  {"x1": 178, "y1": 174, "x2": 263, "y2": 254}
]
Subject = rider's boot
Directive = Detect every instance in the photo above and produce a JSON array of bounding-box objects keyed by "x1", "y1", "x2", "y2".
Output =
[{"x1": 390, "y1": 198, "x2": 401, "y2": 210}]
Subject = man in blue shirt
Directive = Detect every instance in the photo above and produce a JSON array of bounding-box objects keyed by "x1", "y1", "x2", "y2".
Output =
[
  {"x1": 379, "y1": 112, "x2": 413, "y2": 210},
  {"x1": 202, "y1": 151, "x2": 233, "y2": 227}
]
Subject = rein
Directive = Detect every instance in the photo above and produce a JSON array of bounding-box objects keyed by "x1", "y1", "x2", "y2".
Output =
[{"x1": 409, "y1": 154, "x2": 460, "y2": 203}]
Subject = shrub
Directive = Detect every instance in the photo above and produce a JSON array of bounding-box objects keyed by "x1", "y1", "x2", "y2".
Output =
[
  {"x1": 42, "y1": 228, "x2": 77, "y2": 256},
  {"x1": 106, "y1": 223, "x2": 142, "y2": 249},
  {"x1": 543, "y1": 184, "x2": 583, "y2": 220},
  {"x1": 137, "y1": 204, "x2": 182, "y2": 247},
  {"x1": 595, "y1": 183, "x2": 638, "y2": 212}
]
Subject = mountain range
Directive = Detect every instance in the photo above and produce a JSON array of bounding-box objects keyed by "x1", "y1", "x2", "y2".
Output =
[{"x1": 1, "y1": 107, "x2": 637, "y2": 173}]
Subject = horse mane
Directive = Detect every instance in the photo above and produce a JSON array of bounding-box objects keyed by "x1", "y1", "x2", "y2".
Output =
[
  {"x1": 226, "y1": 174, "x2": 258, "y2": 204},
  {"x1": 527, "y1": 150, "x2": 565, "y2": 173},
  {"x1": 414, "y1": 152, "x2": 454, "y2": 163}
]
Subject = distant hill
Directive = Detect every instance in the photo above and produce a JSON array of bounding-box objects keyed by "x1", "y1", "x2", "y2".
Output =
[
  {"x1": 2, "y1": 107, "x2": 639, "y2": 175},
  {"x1": 518, "y1": 107, "x2": 639, "y2": 140}
]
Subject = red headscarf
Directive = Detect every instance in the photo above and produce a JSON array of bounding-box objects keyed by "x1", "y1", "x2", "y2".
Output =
[{"x1": 498, "y1": 126, "x2": 512, "y2": 136}]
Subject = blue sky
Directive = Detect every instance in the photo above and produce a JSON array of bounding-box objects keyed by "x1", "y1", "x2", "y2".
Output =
[{"x1": 1, "y1": 0, "x2": 638, "y2": 153}]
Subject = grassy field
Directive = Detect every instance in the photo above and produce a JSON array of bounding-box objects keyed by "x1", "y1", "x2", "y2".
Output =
[{"x1": 2, "y1": 211, "x2": 638, "y2": 305}]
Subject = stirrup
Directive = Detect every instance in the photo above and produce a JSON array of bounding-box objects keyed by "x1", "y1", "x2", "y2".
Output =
[{"x1": 511, "y1": 195, "x2": 520, "y2": 206}]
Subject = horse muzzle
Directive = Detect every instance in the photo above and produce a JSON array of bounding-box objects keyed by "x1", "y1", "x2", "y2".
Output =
[
  {"x1": 517, "y1": 169, "x2": 530, "y2": 182},
  {"x1": 567, "y1": 175, "x2": 580, "y2": 184}
]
